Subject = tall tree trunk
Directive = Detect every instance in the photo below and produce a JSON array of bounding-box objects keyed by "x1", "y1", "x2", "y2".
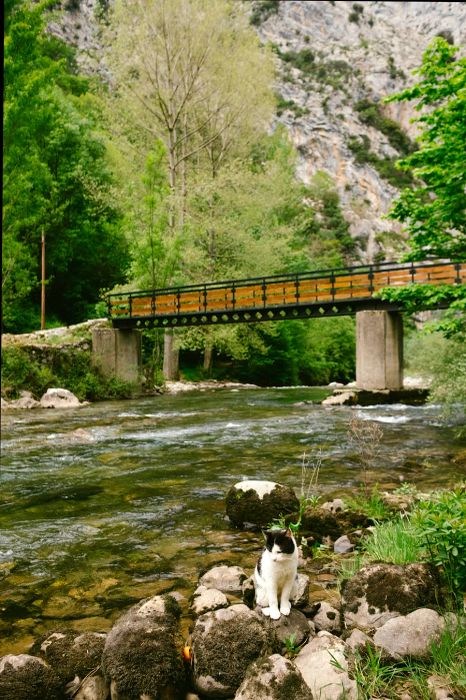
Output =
[
  {"x1": 163, "y1": 329, "x2": 179, "y2": 380},
  {"x1": 203, "y1": 338, "x2": 213, "y2": 376}
]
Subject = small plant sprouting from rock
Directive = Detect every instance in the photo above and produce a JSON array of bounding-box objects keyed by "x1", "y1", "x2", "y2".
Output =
[
  {"x1": 347, "y1": 416, "x2": 383, "y2": 496},
  {"x1": 283, "y1": 633, "x2": 304, "y2": 658}
]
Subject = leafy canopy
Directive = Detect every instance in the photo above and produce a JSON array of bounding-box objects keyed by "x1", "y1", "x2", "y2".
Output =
[
  {"x1": 385, "y1": 38, "x2": 466, "y2": 261},
  {"x1": 3, "y1": 0, "x2": 129, "y2": 331}
]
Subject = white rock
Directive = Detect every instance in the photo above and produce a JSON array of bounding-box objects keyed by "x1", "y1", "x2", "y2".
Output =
[
  {"x1": 294, "y1": 632, "x2": 357, "y2": 700},
  {"x1": 199, "y1": 565, "x2": 247, "y2": 596},
  {"x1": 333, "y1": 535, "x2": 354, "y2": 554},
  {"x1": 40, "y1": 388, "x2": 81, "y2": 408},
  {"x1": 373, "y1": 608, "x2": 445, "y2": 660},
  {"x1": 312, "y1": 601, "x2": 341, "y2": 634},
  {"x1": 191, "y1": 587, "x2": 229, "y2": 616}
]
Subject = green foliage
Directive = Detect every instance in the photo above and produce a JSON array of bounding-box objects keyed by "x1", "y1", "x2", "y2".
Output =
[
  {"x1": 3, "y1": 0, "x2": 129, "y2": 332},
  {"x1": 350, "y1": 645, "x2": 406, "y2": 699},
  {"x1": 377, "y1": 283, "x2": 466, "y2": 317},
  {"x1": 1, "y1": 346, "x2": 134, "y2": 401},
  {"x1": 412, "y1": 487, "x2": 466, "y2": 596},
  {"x1": 348, "y1": 135, "x2": 414, "y2": 187},
  {"x1": 275, "y1": 93, "x2": 309, "y2": 118},
  {"x1": 361, "y1": 516, "x2": 426, "y2": 564},
  {"x1": 385, "y1": 38, "x2": 466, "y2": 261},
  {"x1": 249, "y1": 0, "x2": 280, "y2": 26},
  {"x1": 346, "y1": 490, "x2": 391, "y2": 522},
  {"x1": 228, "y1": 317, "x2": 355, "y2": 387},
  {"x1": 355, "y1": 99, "x2": 414, "y2": 155}
]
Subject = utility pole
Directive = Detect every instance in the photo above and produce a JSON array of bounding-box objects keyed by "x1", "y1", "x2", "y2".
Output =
[{"x1": 41, "y1": 229, "x2": 45, "y2": 330}]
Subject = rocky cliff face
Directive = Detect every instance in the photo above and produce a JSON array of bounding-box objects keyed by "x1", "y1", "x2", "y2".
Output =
[
  {"x1": 256, "y1": 1, "x2": 466, "y2": 261},
  {"x1": 51, "y1": 0, "x2": 466, "y2": 262}
]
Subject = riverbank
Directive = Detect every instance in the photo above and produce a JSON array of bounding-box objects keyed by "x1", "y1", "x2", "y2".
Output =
[{"x1": 1, "y1": 479, "x2": 464, "y2": 699}]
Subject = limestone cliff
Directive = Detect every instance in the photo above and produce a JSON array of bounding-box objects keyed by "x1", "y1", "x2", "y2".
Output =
[
  {"x1": 256, "y1": 1, "x2": 466, "y2": 261},
  {"x1": 50, "y1": 0, "x2": 466, "y2": 262}
]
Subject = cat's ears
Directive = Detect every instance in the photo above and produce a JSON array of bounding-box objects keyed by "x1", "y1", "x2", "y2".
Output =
[{"x1": 285, "y1": 527, "x2": 292, "y2": 538}]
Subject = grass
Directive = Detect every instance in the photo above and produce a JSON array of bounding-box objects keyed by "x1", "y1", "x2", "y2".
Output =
[
  {"x1": 348, "y1": 620, "x2": 466, "y2": 699},
  {"x1": 361, "y1": 516, "x2": 426, "y2": 565}
]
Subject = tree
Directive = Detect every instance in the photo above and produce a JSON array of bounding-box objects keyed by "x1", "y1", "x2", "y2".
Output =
[
  {"x1": 385, "y1": 38, "x2": 466, "y2": 261},
  {"x1": 3, "y1": 0, "x2": 129, "y2": 331},
  {"x1": 106, "y1": 0, "x2": 274, "y2": 376}
]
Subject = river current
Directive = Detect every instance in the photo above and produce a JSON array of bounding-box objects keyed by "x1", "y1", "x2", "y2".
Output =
[{"x1": 1, "y1": 386, "x2": 464, "y2": 653}]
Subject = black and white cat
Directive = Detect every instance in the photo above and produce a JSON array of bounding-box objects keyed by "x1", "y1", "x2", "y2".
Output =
[{"x1": 254, "y1": 528, "x2": 298, "y2": 620}]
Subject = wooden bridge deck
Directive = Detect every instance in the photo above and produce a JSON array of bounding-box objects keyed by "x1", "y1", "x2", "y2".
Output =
[{"x1": 107, "y1": 260, "x2": 465, "y2": 329}]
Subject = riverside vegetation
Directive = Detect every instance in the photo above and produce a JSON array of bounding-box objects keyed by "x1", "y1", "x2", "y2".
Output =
[{"x1": 2, "y1": 1, "x2": 465, "y2": 410}]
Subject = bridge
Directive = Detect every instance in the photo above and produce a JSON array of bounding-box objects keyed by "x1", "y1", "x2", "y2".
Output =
[{"x1": 93, "y1": 260, "x2": 465, "y2": 391}]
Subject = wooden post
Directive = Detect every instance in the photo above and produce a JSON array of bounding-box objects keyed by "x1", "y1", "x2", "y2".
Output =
[{"x1": 41, "y1": 229, "x2": 45, "y2": 330}]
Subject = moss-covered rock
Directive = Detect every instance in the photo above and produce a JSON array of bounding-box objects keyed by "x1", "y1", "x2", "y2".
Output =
[
  {"x1": 0, "y1": 654, "x2": 61, "y2": 700},
  {"x1": 341, "y1": 563, "x2": 441, "y2": 632},
  {"x1": 226, "y1": 481, "x2": 299, "y2": 528},
  {"x1": 31, "y1": 630, "x2": 106, "y2": 684},
  {"x1": 234, "y1": 653, "x2": 312, "y2": 700},
  {"x1": 101, "y1": 594, "x2": 185, "y2": 700},
  {"x1": 191, "y1": 604, "x2": 271, "y2": 698}
]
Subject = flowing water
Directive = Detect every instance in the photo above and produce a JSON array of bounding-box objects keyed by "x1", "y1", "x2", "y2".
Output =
[{"x1": 1, "y1": 387, "x2": 464, "y2": 654}]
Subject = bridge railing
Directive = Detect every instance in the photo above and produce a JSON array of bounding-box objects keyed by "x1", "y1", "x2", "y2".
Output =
[{"x1": 107, "y1": 260, "x2": 464, "y2": 323}]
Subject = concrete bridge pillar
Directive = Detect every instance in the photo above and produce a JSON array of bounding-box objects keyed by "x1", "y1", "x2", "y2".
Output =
[
  {"x1": 92, "y1": 327, "x2": 142, "y2": 384},
  {"x1": 356, "y1": 310, "x2": 403, "y2": 390}
]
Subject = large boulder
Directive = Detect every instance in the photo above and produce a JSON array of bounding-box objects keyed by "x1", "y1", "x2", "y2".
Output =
[
  {"x1": 101, "y1": 594, "x2": 185, "y2": 700},
  {"x1": 373, "y1": 608, "x2": 445, "y2": 660},
  {"x1": 191, "y1": 604, "x2": 271, "y2": 698},
  {"x1": 0, "y1": 654, "x2": 61, "y2": 700},
  {"x1": 32, "y1": 630, "x2": 106, "y2": 685},
  {"x1": 294, "y1": 632, "x2": 357, "y2": 700},
  {"x1": 341, "y1": 563, "x2": 441, "y2": 632},
  {"x1": 199, "y1": 565, "x2": 247, "y2": 596},
  {"x1": 234, "y1": 654, "x2": 312, "y2": 700},
  {"x1": 225, "y1": 480, "x2": 299, "y2": 528},
  {"x1": 40, "y1": 388, "x2": 82, "y2": 408}
]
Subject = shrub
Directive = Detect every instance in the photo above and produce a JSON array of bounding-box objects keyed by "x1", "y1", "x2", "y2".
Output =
[
  {"x1": 1, "y1": 346, "x2": 134, "y2": 401},
  {"x1": 412, "y1": 487, "x2": 466, "y2": 597}
]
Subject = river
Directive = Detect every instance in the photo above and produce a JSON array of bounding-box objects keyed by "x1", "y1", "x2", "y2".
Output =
[{"x1": 1, "y1": 386, "x2": 464, "y2": 654}]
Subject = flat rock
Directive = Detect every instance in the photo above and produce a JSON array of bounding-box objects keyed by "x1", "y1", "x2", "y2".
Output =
[
  {"x1": 199, "y1": 565, "x2": 247, "y2": 596},
  {"x1": 191, "y1": 586, "x2": 229, "y2": 616}
]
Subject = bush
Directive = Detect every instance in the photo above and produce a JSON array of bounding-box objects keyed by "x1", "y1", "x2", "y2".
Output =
[
  {"x1": 412, "y1": 487, "x2": 466, "y2": 597},
  {"x1": 1, "y1": 346, "x2": 134, "y2": 401}
]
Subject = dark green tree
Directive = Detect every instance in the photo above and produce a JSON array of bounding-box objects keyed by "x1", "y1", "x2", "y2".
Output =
[
  {"x1": 3, "y1": 0, "x2": 129, "y2": 331},
  {"x1": 385, "y1": 38, "x2": 466, "y2": 261}
]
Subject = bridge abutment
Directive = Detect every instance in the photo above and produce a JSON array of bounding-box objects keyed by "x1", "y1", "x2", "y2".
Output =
[
  {"x1": 92, "y1": 327, "x2": 142, "y2": 384},
  {"x1": 356, "y1": 310, "x2": 403, "y2": 390}
]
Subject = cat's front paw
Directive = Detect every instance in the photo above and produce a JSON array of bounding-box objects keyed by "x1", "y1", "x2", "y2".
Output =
[
  {"x1": 261, "y1": 607, "x2": 271, "y2": 617},
  {"x1": 269, "y1": 607, "x2": 281, "y2": 620},
  {"x1": 280, "y1": 603, "x2": 291, "y2": 616}
]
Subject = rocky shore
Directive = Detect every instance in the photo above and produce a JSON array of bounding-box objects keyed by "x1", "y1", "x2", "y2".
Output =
[{"x1": 1, "y1": 479, "x2": 459, "y2": 700}]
